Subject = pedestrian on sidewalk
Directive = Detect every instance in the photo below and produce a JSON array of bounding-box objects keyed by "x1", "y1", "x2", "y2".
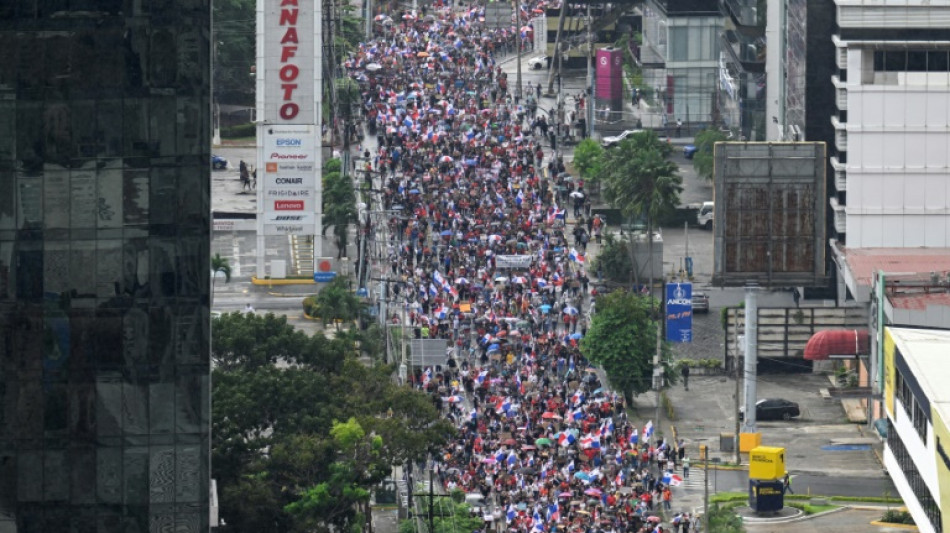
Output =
[
  {"x1": 783, "y1": 472, "x2": 794, "y2": 494},
  {"x1": 681, "y1": 364, "x2": 690, "y2": 391},
  {"x1": 682, "y1": 456, "x2": 690, "y2": 479},
  {"x1": 675, "y1": 118, "x2": 683, "y2": 137}
]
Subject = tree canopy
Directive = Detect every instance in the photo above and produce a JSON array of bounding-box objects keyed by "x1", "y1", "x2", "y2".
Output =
[
  {"x1": 691, "y1": 128, "x2": 728, "y2": 182},
  {"x1": 572, "y1": 138, "x2": 605, "y2": 182},
  {"x1": 579, "y1": 290, "x2": 673, "y2": 403},
  {"x1": 212, "y1": 312, "x2": 455, "y2": 532}
]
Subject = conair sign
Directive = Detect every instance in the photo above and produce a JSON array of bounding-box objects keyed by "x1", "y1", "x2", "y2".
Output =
[{"x1": 263, "y1": 0, "x2": 315, "y2": 123}]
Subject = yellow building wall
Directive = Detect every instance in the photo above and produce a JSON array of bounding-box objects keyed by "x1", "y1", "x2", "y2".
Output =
[
  {"x1": 883, "y1": 328, "x2": 896, "y2": 417},
  {"x1": 931, "y1": 407, "x2": 950, "y2": 533}
]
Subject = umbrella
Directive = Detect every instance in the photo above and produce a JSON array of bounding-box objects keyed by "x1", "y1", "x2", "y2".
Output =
[
  {"x1": 646, "y1": 516, "x2": 661, "y2": 524},
  {"x1": 502, "y1": 438, "x2": 518, "y2": 446},
  {"x1": 569, "y1": 332, "x2": 583, "y2": 340},
  {"x1": 570, "y1": 191, "x2": 585, "y2": 199},
  {"x1": 494, "y1": 276, "x2": 508, "y2": 283},
  {"x1": 558, "y1": 492, "x2": 573, "y2": 499},
  {"x1": 455, "y1": 277, "x2": 470, "y2": 285},
  {"x1": 584, "y1": 488, "x2": 603, "y2": 497},
  {"x1": 409, "y1": 188, "x2": 420, "y2": 194},
  {"x1": 440, "y1": 155, "x2": 454, "y2": 163},
  {"x1": 573, "y1": 472, "x2": 591, "y2": 481},
  {"x1": 576, "y1": 510, "x2": 591, "y2": 516},
  {"x1": 443, "y1": 395, "x2": 463, "y2": 403},
  {"x1": 366, "y1": 62, "x2": 383, "y2": 72},
  {"x1": 487, "y1": 343, "x2": 500, "y2": 353},
  {"x1": 482, "y1": 457, "x2": 497, "y2": 463},
  {"x1": 541, "y1": 412, "x2": 561, "y2": 420},
  {"x1": 535, "y1": 438, "x2": 552, "y2": 447},
  {"x1": 521, "y1": 445, "x2": 537, "y2": 451},
  {"x1": 440, "y1": 230, "x2": 453, "y2": 236},
  {"x1": 511, "y1": 276, "x2": 527, "y2": 284},
  {"x1": 518, "y1": 467, "x2": 537, "y2": 475},
  {"x1": 539, "y1": 304, "x2": 552, "y2": 314},
  {"x1": 563, "y1": 306, "x2": 579, "y2": 315},
  {"x1": 374, "y1": 14, "x2": 390, "y2": 21}
]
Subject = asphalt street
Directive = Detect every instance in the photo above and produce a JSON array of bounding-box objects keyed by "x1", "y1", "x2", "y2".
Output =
[{"x1": 212, "y1": 46, "x2": 898, "y2": 531}]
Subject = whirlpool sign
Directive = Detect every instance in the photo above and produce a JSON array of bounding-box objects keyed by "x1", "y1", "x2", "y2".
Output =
[{"x1": 665, "y1": 282, "x2": 693, "y2": 343}]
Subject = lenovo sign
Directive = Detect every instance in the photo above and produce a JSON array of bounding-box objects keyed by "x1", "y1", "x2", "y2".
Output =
[
  {"x1": 274, "y1": 200, "x2": 304, "y2": 210},
  {"x1": 261, "y1": 0, "x2": 316, "y2": 124}
]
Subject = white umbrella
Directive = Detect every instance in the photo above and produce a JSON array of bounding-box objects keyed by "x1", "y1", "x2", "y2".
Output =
[{"x1": 569, "y1": 191, "x2": 585, "y2": 199}]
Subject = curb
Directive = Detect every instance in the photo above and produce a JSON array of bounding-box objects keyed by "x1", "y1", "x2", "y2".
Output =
[
  {"x1": 251, "y1": 276, "x2": 315, "y2": 286},
  {"x1": 869, "y1": 520, "x2": 918, "y2": 530}
]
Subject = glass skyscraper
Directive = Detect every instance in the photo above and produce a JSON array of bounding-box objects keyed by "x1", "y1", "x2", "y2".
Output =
[{"x1": 0, "y1": 2, "x2": 211, "y2": 531}]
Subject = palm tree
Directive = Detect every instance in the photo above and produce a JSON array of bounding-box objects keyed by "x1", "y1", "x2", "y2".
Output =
[
  {"x1": 599, "y1": 131, "x2": 682, "y2": 297},
  {"x1": 211, "y1": 253, "x2": 232, "y2": 307}
]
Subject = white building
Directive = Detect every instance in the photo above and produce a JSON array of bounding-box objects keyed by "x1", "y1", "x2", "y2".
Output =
[
  {"x1": 831, "y1": 0, "x2": 950, "y2": 248},
  {"x1": 882, "y1": 327, "x2": 950, "y2": 533}
]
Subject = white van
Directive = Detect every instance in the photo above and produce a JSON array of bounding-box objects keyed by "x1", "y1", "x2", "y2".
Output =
[{"x1": 697, "y1": 201, "x2": 714, "y2": 230}]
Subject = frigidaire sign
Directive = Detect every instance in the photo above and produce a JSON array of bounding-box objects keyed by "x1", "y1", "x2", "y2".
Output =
[{"x1": 261, "y1": 0, "x2": 316, "y2": 124}]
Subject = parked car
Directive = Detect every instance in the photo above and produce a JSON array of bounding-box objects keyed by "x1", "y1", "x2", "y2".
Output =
[
  {"x1": 683, "y1": 144, "x2": 698, "y2": 159},
  {"x1": 528, "y1": 55, "x2": 549, "y2": 70},
  {"x1": 691, "y1": 292, "x2": 709, "y2": 313},
  {"x1": 697, "y1": 201, "x2": 714, "y2": 230},
  {"x1": 600, "y1": 129, "x2": 643, "y2": 148},
  {"x1": 740, "y1": 398, "x2": 801, "y2": 421},
  {"x1": 212, "y1": 154, "x2": 229, "y2": 170}
]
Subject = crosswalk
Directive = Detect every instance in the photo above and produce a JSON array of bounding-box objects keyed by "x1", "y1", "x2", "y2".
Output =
[{"x1": 676, "y1": 466, "x2": 706, "y2": 490}]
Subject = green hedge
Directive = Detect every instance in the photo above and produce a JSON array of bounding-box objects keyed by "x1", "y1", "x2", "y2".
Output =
[{"x1": 222, "y1": 123, "x2": 256, "y2": 139}]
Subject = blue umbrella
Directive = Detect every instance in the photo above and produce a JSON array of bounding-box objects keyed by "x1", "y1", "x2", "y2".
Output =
[
  {"x1": 487, "y1": 343, "x2": 500, "y2": 353},
  {"x1": 440, "y1": 230, "x2": 453, "y2": 236},
  {"x1": 409, "y1": 188, "x2": 420, "y2": 194},
  {"x1": 569, "y1": 332, "x2": 583, "y2": 340},
  {"x1": 539, "y1": 304, "x2": 552, "y2": 314},
  {"x1": 573, "y1": 472, "x2": 591, "y2": 481}
]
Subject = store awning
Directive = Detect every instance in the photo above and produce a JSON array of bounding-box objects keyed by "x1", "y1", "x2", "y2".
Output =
[{"x1": 804, "y1": 329, "x2": 870, "y2": 360}]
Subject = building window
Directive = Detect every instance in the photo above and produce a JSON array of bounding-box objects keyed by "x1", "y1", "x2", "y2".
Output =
[
  {"x1": 896, "y1": 367, "x2": 928, "y2": 444},
  {"x1": 888, "y1": 420, "x2": 943, "y2": 532},
  {"x1": 874, "y1": 50, "x2": 950, "y2": 72}
]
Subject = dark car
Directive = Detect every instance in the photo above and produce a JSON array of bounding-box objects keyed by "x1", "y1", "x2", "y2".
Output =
[
  {"x1": 740, "y1": 398, "x2": 801, "y2": 421},
  {"x1": 683, "y1": 145, "x2": 698, "y2": 159},
  {"x1": 212, "y1": 154, "x2": 228, "y2": 170},
  {"x1": 691, "y1": 292, "x2": 709, "y2": 313}
]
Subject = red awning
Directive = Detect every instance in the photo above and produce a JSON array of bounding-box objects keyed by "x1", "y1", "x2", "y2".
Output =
[{"x1": 804, "y1": 329, "x2": 870, "y2": 360}]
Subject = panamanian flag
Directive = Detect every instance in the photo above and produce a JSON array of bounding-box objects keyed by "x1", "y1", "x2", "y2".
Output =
[
  {"x1": 558, "y1": 432, "x2": 576, "y2": 447},
  {"x1": 569, "y1": 248, "x2": 586, "y2": 264}
]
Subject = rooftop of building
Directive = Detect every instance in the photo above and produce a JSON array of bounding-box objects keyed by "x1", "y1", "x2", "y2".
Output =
[
  {"x1": 889, "y1": 292, "x2": 950, "y2": 310},
  {"x1": 888, "y1": 327, "x2": 950, "y2": 425},
  {"x1": 839, "y1": 246, "x2": 950, "y2": 286}
]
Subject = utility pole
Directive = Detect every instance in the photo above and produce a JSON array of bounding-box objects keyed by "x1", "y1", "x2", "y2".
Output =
[
  {"x1": 703, "y1": 451, "x2": 710, "y2": 532},
  {"x1": 515, "y1": 0, "x2": 522, "y2": 103},
  {"x1": 546, "y1": 3, "x2": 567, "y2": 95},
  {"x1": 585, "y1": 1, "x2": 594, "y2": 139},
  {"x1": 734, "y1": 308, "x2": 741, "y2": 465}
]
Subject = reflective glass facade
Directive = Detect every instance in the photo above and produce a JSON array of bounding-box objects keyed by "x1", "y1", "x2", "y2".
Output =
[{"x1": 0, "y1": 2, "x2": 211, "y2": 532}]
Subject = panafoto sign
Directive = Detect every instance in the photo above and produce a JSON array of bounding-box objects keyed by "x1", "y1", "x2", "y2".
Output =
[
  {"x1": 261, "y1": 0, "x2": 316, "y2": 123},
  {"x1": 261, "y1": 125, "x2": 317, "y2": 235}
]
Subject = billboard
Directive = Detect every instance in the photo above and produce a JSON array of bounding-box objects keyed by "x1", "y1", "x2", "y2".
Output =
[
  {"x1": 261, "y1": 0, "x2": 316, "y2": 124},
  {"x1": 712, "y1": 142, "x2": 827, "y2": 287},
  {"x1": 595, "y1": 48, "x2": 623, "y2": 102},
  {"x1": 665, "y1": 282, "x2": 692, "y2": 343},
  {"x1": 261, "y1": 125, "x2": 317, "y2": 235}
]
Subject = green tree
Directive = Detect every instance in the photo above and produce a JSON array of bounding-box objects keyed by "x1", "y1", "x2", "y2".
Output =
[
  {"x1": 579, "y1": 289, "x2": 672, "y2": 403},
  {"x1": 283, "y1": 419, "x2": 389, "y2": 533},
  {"x1": 213, "y1": 0, "x2": 256, "y2": 106},
  {"x1": 211, "y1": 314, "x2": 453, "y2": 532},
  {"x1": 706, "y1": 503, "x2": 746, "y2": 532},
  {"x1": 314, "y1": 276, "x2": 363, "y2": 330},
  {"x1": 572, "y1": 138, "x2": 605, "y2": 182},
  {"x1": 599, "y1": 130, "x2": 682, "y2": 295},
  {"x1": 211, "y1": 253, "x2": 232, "y2": 306},
  {"x1": 591, "y1": 233, "x2": 635, "y2": 286},
  {"x1": 692, "y1": 128, "x2": 728, "y2": 182},
  {"x1": 323, "y1": 170, "x2": 359, "y2": 259}
]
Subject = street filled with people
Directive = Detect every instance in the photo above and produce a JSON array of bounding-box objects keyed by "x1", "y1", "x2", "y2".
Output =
[{"x1": 346, "y1": 5, "x2": 696, "y2": 532}]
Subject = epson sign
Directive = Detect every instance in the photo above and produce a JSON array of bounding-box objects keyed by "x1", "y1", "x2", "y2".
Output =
[{"x1": 276, "y1": 138, "x2": 302, "y2": 146}]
